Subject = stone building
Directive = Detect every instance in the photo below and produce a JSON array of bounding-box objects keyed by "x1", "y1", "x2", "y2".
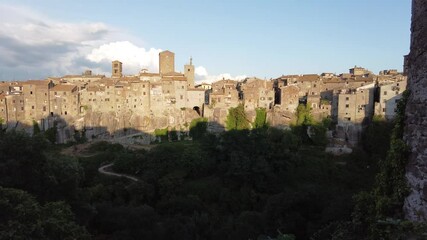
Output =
[
  {"x1": 112, "y1": 60, "x2": 123, "y2": 78},
  {"x1": 184, "y1": 58, "x2": 195, "y2": 88},
  {"x1": 239, "y1": 77, "x2": 274, "y2": 111},
  {"x1": 337, "y1": 83, "x2": 375, "y2": 125},
  {"x1": 375, "y1": 79, "x2": 407, "y2": 119},
  {"x1": 22, "y1": 80, "x2": 53, "y2": 125},
  {"x1": 278, "y1": 85, "x2": 300, "y2": 113},
  {"x1": 49, "y1": 84, "x2": 79, "y2": 119},
  {"x1": 209, "y1": 79, "x2": 239, "y2": 108},
  {"x1": 349, "y1": 66, "x2": 370, "y2": 76},
  {"x1": 159, "y1": 50, "x2": 175, "y2": 75}
]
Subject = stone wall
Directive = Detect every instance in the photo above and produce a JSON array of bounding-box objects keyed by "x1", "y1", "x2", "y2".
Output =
[{"x1": 404, "y1": 0, "x2": 427, "y2": 222}]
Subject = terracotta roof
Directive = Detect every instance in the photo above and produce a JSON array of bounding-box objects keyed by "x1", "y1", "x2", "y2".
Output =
[
  {"x1": 22, "y1": 80, "x2": 50, "y2": 85},
  {"x1": 86, "y1": 85, "x2": 104, "y2": 92},
  {"x1": 322, "y1": 77, "x2": 343, "y2": 83},
  {"x1": 162, "y1": 71, "x2": 185, "y2": 76},
  {"x1": 140, "y1": 72, "x2": 160, "y2": 77},
  {"x1": 277, "y1": 75, "x2": 299, "y2": 79},
  {"x1": 50, "y1": 84, "x2": 77, "y2": 92},
  {"x1": 299, "y1": 74, "x2": 319, "y2": 82}
]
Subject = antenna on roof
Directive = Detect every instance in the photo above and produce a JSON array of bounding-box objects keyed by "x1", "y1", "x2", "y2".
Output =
[{"x1": 190, "y1": 56, "x2": 193, "y2": 65}]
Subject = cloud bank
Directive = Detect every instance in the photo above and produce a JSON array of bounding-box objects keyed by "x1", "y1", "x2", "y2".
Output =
[
  {"x1": 0, "y1": 4, "x2": 245, "y2": 83},
  {"x1": 195, "y1": 66, "x2": 247, "y2": 84}
]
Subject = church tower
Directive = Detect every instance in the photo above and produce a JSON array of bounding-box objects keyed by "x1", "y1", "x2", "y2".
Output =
[
  {"x1": 184, "y1": 57, "x2": 195, "y2": 88},
  {"x1": 112, "y1": 60, "x2": 122, "y2": 78}
]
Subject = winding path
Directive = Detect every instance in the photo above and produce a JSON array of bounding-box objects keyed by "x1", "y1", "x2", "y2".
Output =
[{"x1": 98, "y1": 163, "x2": 139, "y2": 182}]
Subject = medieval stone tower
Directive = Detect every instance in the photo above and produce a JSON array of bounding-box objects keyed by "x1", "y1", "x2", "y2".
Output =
[
  {"x1": 112, "y1": 60, "x2": 123, "y2": 78},
  {"x1": 159, "y1": 50, "x2": 175, "y2": 75},
  {"x1": 184, "y1": 57, "x2": 195, "y2": 88},
  {"x1": 404, "y1": 0, "x2": 427, "y2": 222}
]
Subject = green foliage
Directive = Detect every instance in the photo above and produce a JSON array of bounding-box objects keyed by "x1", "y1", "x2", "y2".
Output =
[
  {"x1": 170, "y1": 128, "x2": 178, "y2": 141},
  {"x1": 320, "y1": 98, "x2": 331, "y2": 105},
  {"x1": 33, "y1": 120, "x2": 41, "y2": 135},
  {"x1": 335, "y1": 90, "x2": 413, "y2": 239},
  {"x1": 226, "y1": 104, "x2": 250, "y2": 130},
  {"x1": 44, "y1": 122, "x2": 57, "y2": 144},
  {"x1": 0, "y1": 187, "x2": 90, "y2": 239},
  {"x1": 189, "y1": 117, "x2": 208, "y2": 140},
  {"x1": 254, "y1": 108, "x2": 268, "y2": 129},
  {"x1": 73, "y1": 129, "x2": 87, "y2": 143},
  {"x1": 88, "y1": 141, "x2": 124, "y2": 153},
  {"x1": 154, "y1": 127, "x2": 168, "y2": 142},
  {"x1": 361, "y1": 116, "x2": 394, "y2": 157},
  {"x1": 296, "y1": 104, "x2": 313, "y2": 126},
  {"x1": 2, "y1": 104, "x2": 408, "y2": 239}
]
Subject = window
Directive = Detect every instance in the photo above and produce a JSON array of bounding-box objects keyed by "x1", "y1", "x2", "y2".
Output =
[
  {"x1": 180, "y1": 95, "x2": 183, "y2": 100},
  {"x1": 30, "y1": 91, "x2": 33, "y2": 94},
  {"x1": 382, "y1": 108, "x2": 386, "y2": 112},
  {"x1": 345, "y1": 104, "x2": 349, "y2": 108},
  {"x1": 384, "y1": 91, "x2": 387, "y2": 95},
  {"x1": 345, "y1": 97, "x2": 349, "y2": 101},
  {"x1": 32, "y1": 106, "x2": 34, "y2": 109},
  {"x1": 43, "y1": 106, "x2": 46, "y2": 112}
]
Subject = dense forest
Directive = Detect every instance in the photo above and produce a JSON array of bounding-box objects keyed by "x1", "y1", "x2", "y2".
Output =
[{"x1": 1, "y1": 98, "x2": 424, "y2": 239}]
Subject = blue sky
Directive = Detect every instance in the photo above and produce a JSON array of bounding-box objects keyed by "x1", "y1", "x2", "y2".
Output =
[{"x1": 0, "y1": 0, "x2": 411, "y2": 81}]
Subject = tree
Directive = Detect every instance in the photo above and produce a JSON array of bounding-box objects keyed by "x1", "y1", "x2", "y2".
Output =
[
  {"x1": 33, "y1": 120, "x2": 41, "y2": 135},
  {"x1": 296, "y1": 104, "x2": 313, "y2": 125},
  {"x1": 44, "y1": 122, "x2": 57, "y2": 144},
  {"x1": 189, "y1": 117, "x2": 208, "y2": 140},
  {"x1": 226, "y1": 104, "x2": 250, "y2": 130},
  {"x1": 254, "y1": 108, "x2": 268, "y2": 129},
  {"x1": 0, "y1": 187, "x2": 90, "y2": 240}
]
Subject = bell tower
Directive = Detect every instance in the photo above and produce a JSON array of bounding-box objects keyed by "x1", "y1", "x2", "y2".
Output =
[
  {"x1": 184, "y1": 57, "x2": 195, "y2": 88},
  {"x1": 112, "y1": 60, "x2": 122, "y2": 78}
]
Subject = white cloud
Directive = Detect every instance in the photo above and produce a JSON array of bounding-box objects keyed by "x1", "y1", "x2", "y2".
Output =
[
  {"x1": 0, "y1": 4, "x2": 162, "y2": 80},
  {"x1": 195, "y1": 66, "x2": 247, "y2": 84},
  {"x1": 0, "y1": 4, "x2": 245, "y2": 83},
  {"x1": 87, "y1": 41, "x2": 161, "y2": 74}
]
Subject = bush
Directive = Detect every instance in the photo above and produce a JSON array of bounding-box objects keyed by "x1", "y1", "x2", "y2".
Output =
[{"x1": 189, "y1": 118, "x2": 208, "y2": 140}]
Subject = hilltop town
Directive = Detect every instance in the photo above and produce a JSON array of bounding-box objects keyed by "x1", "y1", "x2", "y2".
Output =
[{"x1": 0, "y1": 50, "x2": 407, "y2": 146}]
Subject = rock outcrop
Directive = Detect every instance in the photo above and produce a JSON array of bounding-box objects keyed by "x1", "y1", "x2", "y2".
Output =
[{"x1": 404, "y1": 0, "x2": 427, "y2": 222}]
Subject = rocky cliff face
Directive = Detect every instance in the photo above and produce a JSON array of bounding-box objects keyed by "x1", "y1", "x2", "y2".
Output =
[{"x1": 404, "y1": 0, "x2": 427, "y2": 222}]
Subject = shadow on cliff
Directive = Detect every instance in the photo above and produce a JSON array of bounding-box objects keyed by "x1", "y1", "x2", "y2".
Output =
[{"x1": 0, "y1": 113, "x2": 227, "y2": 146}]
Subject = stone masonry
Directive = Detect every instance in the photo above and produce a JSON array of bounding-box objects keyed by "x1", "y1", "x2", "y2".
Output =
[{"x1": 404, "y1": 0, "x2": 427, "y2": 222}]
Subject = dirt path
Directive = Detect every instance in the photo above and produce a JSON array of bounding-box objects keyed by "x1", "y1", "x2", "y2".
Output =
[{"x1": 98, "y1": 163, "x2": 139, "y2": 182}]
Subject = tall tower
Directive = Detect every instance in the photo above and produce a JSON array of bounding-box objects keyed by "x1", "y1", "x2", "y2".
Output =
[
  {"x1": 112, "y1": 60, "x2": 122, "y2": 78},
  {"x1": 159, "y1": 50, "x2": 175, "y2": 75},
  {"x1": 184, "y1": 57, "x2": 195, "y2": 88}
]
